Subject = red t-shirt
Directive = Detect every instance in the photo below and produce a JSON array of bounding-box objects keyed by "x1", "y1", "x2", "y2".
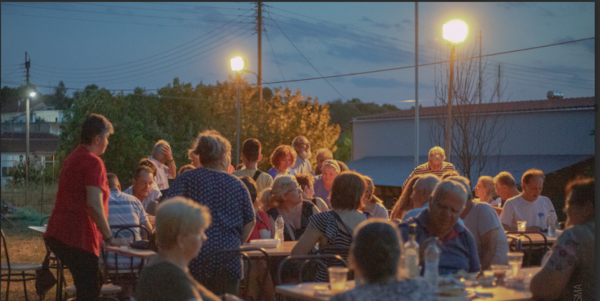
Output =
[
  {"x1": 45, "y1": 145, "x2": 109, "y2": 257},
  {"x1": 247, "y1": 211, "x2": 272, "y2": 242}
]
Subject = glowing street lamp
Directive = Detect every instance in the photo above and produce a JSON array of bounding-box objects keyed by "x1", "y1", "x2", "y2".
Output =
[
  {"x1": 231, "y1": 56, "x2": 245, "y2": 166},
  {"x1": 442, "y1": 20, "x2": 468, "y2": 162},
  {"x1": 231, "y1": 57, "x2": 244, "y2": 71}
]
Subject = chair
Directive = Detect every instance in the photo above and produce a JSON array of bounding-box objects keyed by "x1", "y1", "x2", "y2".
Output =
[
  {"x1": 277, "y1": 254, "x2": 347, "y2": 284},
  {"x1": 1, "y1": 229, "x2": 43, "y2": 301},
  {"x1": 201, "y1": 247, "x2": 270, "y2": 299},
  {"x1": 506, "y1": 231, "x2": 549, "y2": 267},
  {"x1": 63, "y1": 244, "x2": 122, "y2": 300},
  {"x1": 107, "y1": 226, "x2": 151, "y2": 294}
]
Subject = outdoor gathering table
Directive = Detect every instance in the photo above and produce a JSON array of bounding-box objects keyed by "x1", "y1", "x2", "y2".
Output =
[
  {"x1": 243, "y1": 241, "x2": 297, "y2": 258},
  {"x1": 105, "y1": 245, "x2": 157, "y2": 261},
  {"x1": 506, "y1": 230, "x2": 561, "y2": 246},
  {"x1": 275, "y1": 267, "x2": 543, "y2": 301}
]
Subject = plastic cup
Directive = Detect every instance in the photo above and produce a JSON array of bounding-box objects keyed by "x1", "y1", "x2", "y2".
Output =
[
  {"x1": 491, "y1": 265, "x2": 509, "y2": 285},
  {"x1": 517, "y1": 221, "x2": 527, "y2": 232},
  {"x1": 328, "y1": 267, "x2": 348, "y2": 294},
  {"x1": 507, "y1": 252, "x2": 524, "y2": 279}
]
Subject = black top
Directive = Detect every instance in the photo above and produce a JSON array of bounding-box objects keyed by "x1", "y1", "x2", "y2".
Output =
[{"x1": 266, "y1": 201, "x2": 316, "y2": 241}]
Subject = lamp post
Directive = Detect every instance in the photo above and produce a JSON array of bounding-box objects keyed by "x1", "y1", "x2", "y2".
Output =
[
  {"x1": 25, "y1": 90, "x2": 36, "y2": 205},
  {"x1": 442, "y1": 20, "x2": 467, "y2": 162},
  {"x1": 231, "y1": 57, "x2": 244, "y2": 166}
]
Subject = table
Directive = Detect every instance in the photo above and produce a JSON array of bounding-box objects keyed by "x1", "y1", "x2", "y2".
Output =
[
  {"x1": 276, "y1": 267, "x2": 543, "y2": 301},
  {"x1": 105, "y1": 245, "x2": 157, "y2": 260},
  {"x1": 243, "y1": 241, "x2": 297, "y2": 258},
  {"x1": 506, "y1": 231, "x2": 560, "y2": 245},
  {"x1": 28, "y1": 225, "x2": 47, "y2": 234}
]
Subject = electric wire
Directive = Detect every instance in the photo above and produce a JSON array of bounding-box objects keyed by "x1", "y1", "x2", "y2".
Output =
[
  {"x1": 74, "y1": 3, "x2": 247, "y2": 17},
  {"x1": 263, "y1": 27, "x2": 288, "y2": 90}
]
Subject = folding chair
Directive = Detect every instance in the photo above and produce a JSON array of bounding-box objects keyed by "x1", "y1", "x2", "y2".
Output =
[
  {"x1": 1, "y1": 229, "x2": 43, "y2": 301},
  {"x1": 506, "y1": 231, "x2": 548, "y2": 267},
  {"x1": 277, "y1": 254, "x2": 347, "y2": 284}
]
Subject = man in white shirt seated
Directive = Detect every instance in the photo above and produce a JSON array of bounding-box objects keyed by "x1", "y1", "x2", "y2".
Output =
[
  {"x1": 124, "y1": 166, "x2": 158, "y2": 214},
  {"x1": 493, "y1": 171, "x2": 521, "y2": 208},
  {"x1": 291, "y1": 135, "x2": 313, "y2": 175},
  {"x1": 499, "y1": 169, "x2": 556, "y2": 232}
]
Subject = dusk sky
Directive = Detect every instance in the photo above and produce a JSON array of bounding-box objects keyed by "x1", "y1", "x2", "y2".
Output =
[{"x1": 1, "y1": 2, "x2": 595, "y2": 109}]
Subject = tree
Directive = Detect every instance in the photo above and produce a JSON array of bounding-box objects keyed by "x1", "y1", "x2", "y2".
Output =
[{"x1": 429, "y1": 42, "x2": 511, "y2": 181}]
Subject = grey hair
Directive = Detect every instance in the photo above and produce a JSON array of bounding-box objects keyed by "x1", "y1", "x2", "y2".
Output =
[
  {"x1": 193, "y1": 129, "x2": 231, "y2": 169},
  {"x1": 428, "y1": 146, "x2": 446, "y2": 161},
  {"x1": 322, "y1": 159, "x2": 340, "y2": 174},
  {"x1": 477, "y1": 176, "x2": 496, "y2": 196},
  {"x1": 431, "y1": 179, "x2": 468, "y2": 206},
  {"x1": 446, "y1": 176, "x2": 472, "y2": 202},
  {"x1": 414, "y1": 174, "x2": 440, "y2": 198},
  {"x1": 155, "y1": 197, "x2": 212, "y2": 251},
  {"x1": 316, "y1": 148, "x2": 333, "y2": 158},
  {"x1": 152, "y1": 140, "x2": 170, "y2": 161},
  {"x1": 292, "y1": 136, "x2": 308, "y2": 148},
  {"x1": 494, "y1": 171, "x2": 517, "y2": 188}
]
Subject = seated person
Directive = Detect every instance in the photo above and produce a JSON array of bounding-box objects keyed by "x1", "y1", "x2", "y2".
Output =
[
  {"x1": 313, "y1": 160, "x2": 341, "y2": 207},
  {"x1": 331, "y1": 219, "x2": 434, "y2": 301},
  {"x1": 104, "y1": 172, "x2": 153, "y2": 297},
  {"x1": 401, "y1": 175, "x2": 440, "y2": 221},
  {"x1": 360, "y1": 176, "x2": 389, "y2": 219},
  {"x1": 493, "y1": 171, "x2": 521, "y2": 208},
  {"x1": 474, "y1": 176, "x2": 500, "y2": 206},
  {"x1": 261, "y1": 175, "x2": 319, "y2": 241},
  {"x1": 239, "y1": 176, "x2": 271, "y2": 241},
  {"x1": 295, "y1": 173, "x2": 329, "y2": 212},
  {"x1": 390, "y1": 175, "x2": 423, "y2": 220},
  {"x1": 450, "y1": 176, "x2": 508, "y2": 271},
  {"x1": 232, "y1": 138, "x2": 274, "y2": 193},
  {"x1": 178, "y1": 164, "x2": 196, "y2": 175},
  {"x1": 531, "y1": 178, "x2": 595, "y2": 301},
  {"x1": 292, "y1": 171, "x2": 368, "y2": 282},
  {"x1": 124, "y1": 158, "x2": 162, "y2": 212},
  {"x1": 135, "y1": 197, "x2": 240, "y2": 301},
  {"x1": 499, "y1": 169, "x2": 556, "y2": 232},
  {"x1": 267, "y1": 145, "x2": 297, "y2": 179},
  {"x1": 399, "y1": 179, "x2": 481, "y2": 275}
]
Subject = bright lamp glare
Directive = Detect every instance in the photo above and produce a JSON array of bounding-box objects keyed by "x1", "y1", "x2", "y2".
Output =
[
  {"x1": 231, "y1": 57, "x2": 244, "y2": 71},
  {"x1": 443, "y1": 20, "x2": 468, "y2": 43},
  {"x1": 29, "y1": 91, "x2": 36, "y2": 97}
]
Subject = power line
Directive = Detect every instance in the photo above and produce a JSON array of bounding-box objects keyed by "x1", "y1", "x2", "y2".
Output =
[
  {"x1": 262, "y1": 37, "x2": 595, "y2": 84},
  {"x1": 74, "y1": 3, "x2": 248, "y2": 17},
  {"x1": 270, "y1": 16, "x2": 346, "y2": 101},
  {"x1": 264, "y1": 27, "x2": 288, "y2": 90}
]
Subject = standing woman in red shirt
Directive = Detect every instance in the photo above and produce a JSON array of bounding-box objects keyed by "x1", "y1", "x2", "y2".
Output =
[{"x1": 45, "y1": 113, "x2": 117, "y2": 300}]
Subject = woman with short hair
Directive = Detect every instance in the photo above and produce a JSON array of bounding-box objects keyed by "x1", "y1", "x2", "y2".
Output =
[
  {"x1": 295, "y1": 173, "x2": 329, "y2": 212},
  {"x1": 331, "y1": 219, "x2": 434, "y2": 301},
  {"x1": 313, "y1": 159, "x2": 341, "y2": 207},
  {"x1": 360, "y1": 176, "x2": 389, "y2": 219},
  {"x1": 260, "y1": 175, "x2": 319, "y2": 241},
  {"x1": 135, "y1": 197, "x2": 240, "y2": 301},
  {"x1": 390, "y1": 175, "x2": 422, "y2": 220},
  {"x1": 267, "y1": 145, "x2": 297, "y2": 179},
  {"x1": 531, "y1": 178, "x2": 595, "y2": 301},
  {"x1": 166, "y1": 129, "x2": 255, "y2": 296},
  {"x1": 292, "y1": 171, "x2": 368, "y2": 282}
]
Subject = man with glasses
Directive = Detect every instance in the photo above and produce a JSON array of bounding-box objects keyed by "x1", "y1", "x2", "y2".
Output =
[{"x1": 291, "y1": 135, "x2": 314, "y2": 175}]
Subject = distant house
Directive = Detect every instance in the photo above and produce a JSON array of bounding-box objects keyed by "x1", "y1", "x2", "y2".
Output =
[
  {"x1": 1, "y1": 132, "x2": 60, "y2": 186},
  {"x1": 1, "y1": 99, "x2": 64, "y2": 135},
  {"x1": 347, "y1": 97, "x2": 595, "y2": 210}
]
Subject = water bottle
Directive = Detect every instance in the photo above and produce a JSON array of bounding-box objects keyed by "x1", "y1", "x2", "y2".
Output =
[
  {"x1": 275, "y1": 215, "x2": 285, "y2": 244},
  {"x1": 547, "y1": 210, "x2": 557, "y2": 237},
  {"x1": 404, "y1": 224, "x2": 420, "y2": 279},
  {"x1": 424, "y1": 237, "x2": 440, "y2": 288}
]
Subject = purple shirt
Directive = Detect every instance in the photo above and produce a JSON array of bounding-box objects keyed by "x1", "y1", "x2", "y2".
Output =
[
  {"x1": 399, "y1": 208, "x2": 481, "y2": 275},
  {"x1": 313, "y1": 175, "x2": 330, "y2": 207}
]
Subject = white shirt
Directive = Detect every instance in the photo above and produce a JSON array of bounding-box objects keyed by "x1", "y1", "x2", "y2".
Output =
[
  {"x1": 149, "y1": 156, "x2": 170, "y2": 190},
  {"x1": 292, "y1": 156, "x2": 313, "y2": 175},
  {"x1": 463, "y1": 202, "x2": 509, "y2": 265},
  {"x1": 123, "y1": 182, "x2": 162, "y2": 212},
  {"x1": 499, "y1": 195, "x2": 555, "y2": 230},
  {"x1": 367, "y1": 203, "x2": 389, "y2": 219}
]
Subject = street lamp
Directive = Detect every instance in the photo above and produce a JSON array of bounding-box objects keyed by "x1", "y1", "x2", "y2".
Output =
[
  {"x1": 26, "y1": 90, "x2": 37, "y2": 205},
  {"x1": 442, "y1": 20, "x2": 467, "y2": 162},
  {"x1": 231, "y1": 57, "x2": 244, "y2": 166}
]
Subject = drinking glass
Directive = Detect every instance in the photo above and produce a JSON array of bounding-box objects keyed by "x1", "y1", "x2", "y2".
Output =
[
  {"x1": 328, "y1": 267, "x2": 348, "y2": 294},
  {"x1": 491, "y1": 265, "x2": 509, "y2": 285},
  {"x1": 507, "y1": 252, "x2": 524, "y2": 279},
  {"x1": 517, "y1": 221, "x2": 527, "y2": 232}
]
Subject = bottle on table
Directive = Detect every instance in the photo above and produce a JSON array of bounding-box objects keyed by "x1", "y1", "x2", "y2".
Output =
[
  {"x1": 404, "y1": 223, "x2": 420, "y2": 279},
  {"x1": 547, "y1": 210, "x2": 558, "y2": 237},
  {"x1": 274, "y1": 215, "x2": 285, "y2": 244},
  {"x1": 424, "y1": 237, "x2": 440, "y2": 288}
]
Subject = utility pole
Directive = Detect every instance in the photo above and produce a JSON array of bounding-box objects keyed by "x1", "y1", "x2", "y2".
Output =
[
  {"x1": 25, "y1": 51, "x2": 30, "y2": 206},
  {"x1": 414, "y1": 2, "x2": 419, "y2": 168},
  {"x1": 497, "y1": 64, "x2": 501, "y2": 103},
  {"x1": 479, "y1": 30, "x2": 482, "y2": 104},
  {"x1": 257, "y1": 2, "x2": 263, "y2": 102}
]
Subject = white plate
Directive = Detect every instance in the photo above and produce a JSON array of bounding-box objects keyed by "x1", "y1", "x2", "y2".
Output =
[{"x1": 437, "y1": 290, "x2": 476, "y2": 301}]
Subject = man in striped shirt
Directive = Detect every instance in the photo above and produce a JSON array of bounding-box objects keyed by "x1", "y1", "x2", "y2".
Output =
[
  {"x1": 107, "y1": 172, "x2": 152, "y2": 240},
  {"x1": 402, "y1": 146, "x2": 456, "y2": 190}
]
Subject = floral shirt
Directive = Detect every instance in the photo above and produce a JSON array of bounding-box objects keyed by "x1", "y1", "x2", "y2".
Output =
[
  {"x1": 330, "y1": 279, "x2": 435, "y2": 301},
  {"x1": 541, "y1": 221, "x2": 594, "y2": 301}
]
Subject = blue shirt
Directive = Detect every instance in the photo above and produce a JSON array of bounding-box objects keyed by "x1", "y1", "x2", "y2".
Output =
[
  {"x1": 267, "y1": 167, "x2": 295, "y2": 179},
  {"x1": 313, "y1": 175, "x2": 330, "y2": 207},
  {"x1": 291, "y1": 156, "x2": 313, "y2": 175},
  {"x1": 399, "y1": 209, "x2": 480, "y2": 275},
  {"x1": 166, "y1": 168, "x2": 255, "y2": 280},
  {"x1": 107, "y1": 188, "x2": 148, "y2": 240},
  {"x1": 403, "y1": 203, "x2": 465, "y2": 226}
]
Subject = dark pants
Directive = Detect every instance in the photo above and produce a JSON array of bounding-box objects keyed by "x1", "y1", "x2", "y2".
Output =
[
  {"x1": 202, "y1": 276, "x2": 240, "y2": 296},
  {"x1": 46, "y1": 237, "x2": 101, "y2": 301}
]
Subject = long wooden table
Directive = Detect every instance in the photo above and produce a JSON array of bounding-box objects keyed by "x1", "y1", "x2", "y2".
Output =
[
  {"x1": 276, "y1": 267, "x2": 542, "y2": 301},
  {"x1": 243, "y1": 241, "x2": 297, "y2": 258}
]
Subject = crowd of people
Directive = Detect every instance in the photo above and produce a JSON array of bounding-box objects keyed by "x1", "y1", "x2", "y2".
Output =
[{"x1": 42, "y1": 113, "x2": 594, "y2": 301}]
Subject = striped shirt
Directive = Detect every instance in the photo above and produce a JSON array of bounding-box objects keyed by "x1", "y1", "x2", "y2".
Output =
[
  {"x1": 309, "y1": 211, "x2": 356, "y2": 282},
  {"x1": 123, "y1": 183, "x2": 161, "y2": 212},
  {"x1": 107, "y1": 188, "x2": 148, "y2": 240},
  {"x1": 402, "y1": 161, "x2": 456, "y2": 190}
]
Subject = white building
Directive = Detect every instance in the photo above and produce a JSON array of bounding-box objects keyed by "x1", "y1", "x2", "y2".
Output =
[{"x1": 347, "y1": 97, "x2": 595, "y2": 188}]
